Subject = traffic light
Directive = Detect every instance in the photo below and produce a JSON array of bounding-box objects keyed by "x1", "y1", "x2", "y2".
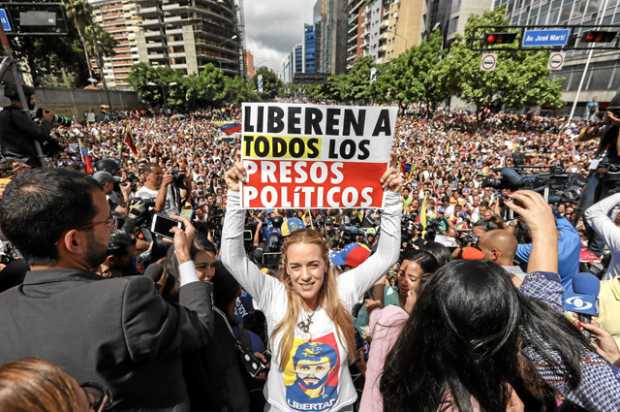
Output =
[
  {"x1": 581, "y1": 30, "x2": 617, "y2": 43},
  {"x1": 483, "y1": 32, "x2": 517, "y2": 46}
]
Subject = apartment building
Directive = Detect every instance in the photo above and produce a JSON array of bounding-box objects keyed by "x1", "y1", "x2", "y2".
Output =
[{"x1": 134, "y1": 0, "x2": 243, "y2": 75}]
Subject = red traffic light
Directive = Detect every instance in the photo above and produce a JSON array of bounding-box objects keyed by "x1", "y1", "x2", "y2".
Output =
[
  {"x1": 581, "y1": 30, "x2": 617, "y2": 43},
  {"x1": 483, "y1": 32, "x2": 517, "y2": 46}
]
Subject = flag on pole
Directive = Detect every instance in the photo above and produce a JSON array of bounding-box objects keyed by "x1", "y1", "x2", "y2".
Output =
[
  {"x1": 420, "y1": 195, "x2": 428, "y2": 238},
  {"x1": 78, "y1": 139, "x2": 94, "y2": 175}
]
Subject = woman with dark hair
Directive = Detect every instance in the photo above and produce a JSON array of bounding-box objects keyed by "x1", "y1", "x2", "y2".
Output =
[
  {"x1": 0, "y1": 358, "x2": 109, "y2": 412},
  {"x1": 359, "y1": 249, "x2": 441, "y2": 412},
  {"x1": 381, "y1": 191, "x2": 620, "y2": 412}
]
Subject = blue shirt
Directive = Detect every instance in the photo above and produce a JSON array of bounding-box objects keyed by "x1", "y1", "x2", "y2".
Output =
[{"x1": 516, "y1": 217, "x2": 580, "y2": 290}]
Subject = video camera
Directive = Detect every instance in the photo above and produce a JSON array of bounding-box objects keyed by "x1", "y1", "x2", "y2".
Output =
[
  {"x1": 35, "y1": 108, "x2": 72, "y2": 127},
  {"x1": 482, "y1": 166, "x2": 584, "y2": 204}
]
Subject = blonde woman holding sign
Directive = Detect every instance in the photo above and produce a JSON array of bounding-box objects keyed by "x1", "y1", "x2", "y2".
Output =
[{"x1": 221, "y1": 162, "x2": 402, "y2": 412}]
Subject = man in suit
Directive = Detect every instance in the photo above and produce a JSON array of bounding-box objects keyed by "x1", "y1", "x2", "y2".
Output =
[{"x1": 0, "y1": 168, "x2": 214, "y2": 411}]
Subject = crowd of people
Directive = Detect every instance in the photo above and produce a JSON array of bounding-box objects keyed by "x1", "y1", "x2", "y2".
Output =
[{"x1": 0, "y1": 95, "x2": 620, "y2": 412}]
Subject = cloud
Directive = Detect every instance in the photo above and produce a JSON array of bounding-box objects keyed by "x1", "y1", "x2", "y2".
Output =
[{"x1": 243, "y1": 0, "x2": 314, "y2": 75}]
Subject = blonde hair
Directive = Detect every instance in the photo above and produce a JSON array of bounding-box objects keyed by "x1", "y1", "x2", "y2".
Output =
[{"x1": 272, "y1": 229, "x2": 356, "y2": 371}]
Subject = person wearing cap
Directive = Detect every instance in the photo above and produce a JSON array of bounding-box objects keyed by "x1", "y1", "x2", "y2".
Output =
[
  {"x1": 0, "y1": 84, "x2": 54, "y2": 167},
  {"x1": 93, "y1": 170, "x2": 128, "y2": 219}
]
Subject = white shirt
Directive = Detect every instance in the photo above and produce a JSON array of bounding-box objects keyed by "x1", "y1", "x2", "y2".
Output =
[
  {"x1": 586, "y1": 193, "x2": 620, "y2": 279},
  {"x1": 221, "y1": 191, "x2": 402, "y2": 412}
]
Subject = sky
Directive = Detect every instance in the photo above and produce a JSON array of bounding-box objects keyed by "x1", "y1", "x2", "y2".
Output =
[{"x1": 244, "y1": 1, "x2": 314, "y2": 75}]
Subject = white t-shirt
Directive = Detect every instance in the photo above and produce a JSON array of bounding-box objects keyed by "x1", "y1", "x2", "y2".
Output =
[{"x1": 221, "y1": 191, "x2": 402, "y2": 412}]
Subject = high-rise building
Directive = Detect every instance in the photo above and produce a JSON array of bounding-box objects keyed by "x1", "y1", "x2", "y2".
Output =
[
  {"x1": 281, "y1": 53, "x2": 292, "y2": 83},
  {"x1": 313, "y1": 0, "x2": 328, "y2": 71},
  {"x1": 319, "y1": 0, "x2": 347, "y2": 74},
  {"x1": 294, "y1": 44, "x2": 304, "y2": 74},
  {"x1": 245, "y1": 50, "x2": 255, "y2": 79},
  {"x1": 346, "y1": 0, "x2": 424, "y2": 68},
  {"x1": 304, "y1": 24, "x2": 317, "y2": 74},
  {"x1": 134, "y1": 0, "x2": 243, "y2": 76},
  {"x1": 89, "y1": 0, "x2": 141, "y2": 89},
  {"x1": 423, "y1": 0, "x2": 492, "y2": 43},
  {"x1": 495, "y1": 0, "x2": 620, "y2": 111}
]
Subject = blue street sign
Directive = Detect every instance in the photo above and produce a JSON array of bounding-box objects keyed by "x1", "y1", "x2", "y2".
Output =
[
  {"x1": 0, "y1": 9, "x2": 11, "y2": 32},
  {"x1": 522, "y1": 29, "x2": 571, "y2": 48}
]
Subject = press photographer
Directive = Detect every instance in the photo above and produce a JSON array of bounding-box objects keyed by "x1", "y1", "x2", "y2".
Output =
[{"x1": 0, "y1": 84, "x2": 62, "y2": 167}]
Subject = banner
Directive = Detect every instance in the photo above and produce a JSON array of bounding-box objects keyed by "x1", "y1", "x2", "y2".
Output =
[{"x1": 241, "y1": 103, "x2": 397, "y2": 209}]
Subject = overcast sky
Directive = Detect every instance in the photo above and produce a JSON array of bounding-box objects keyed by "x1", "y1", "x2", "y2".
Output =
[{"x1": 244, "y1": 1, "x2": 314, "y2": 74}]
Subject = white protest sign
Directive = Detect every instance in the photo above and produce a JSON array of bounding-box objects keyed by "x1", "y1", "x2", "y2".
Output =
[{"x1": 240, "y1": 103, "x2": 397, "y2": 209}]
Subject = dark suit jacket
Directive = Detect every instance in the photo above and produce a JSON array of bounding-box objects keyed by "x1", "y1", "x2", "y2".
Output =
[
  {"x1": 0, "y1": 106, "x2": 52, "y2": 159},
  {"x1": 0, "y1": 268, "x2": 214, "y2": 412}
]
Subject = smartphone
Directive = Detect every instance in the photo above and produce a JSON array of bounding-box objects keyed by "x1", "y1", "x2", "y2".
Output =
[
  {"x1": 151, "y1": 214, "x2": 183, "y2": 238},
  {"x1": 243, "y1": 230, "x2": 253, "y2": 241}
]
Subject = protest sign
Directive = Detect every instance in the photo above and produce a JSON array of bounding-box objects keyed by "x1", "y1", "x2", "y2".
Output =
[{"x1": 240, "y1": 103, "x2": 397, "y2": 209}]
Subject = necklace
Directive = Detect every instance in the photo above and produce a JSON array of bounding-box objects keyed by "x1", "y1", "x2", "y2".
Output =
[{"x1": 297, "y1": 310, "x2": 316, "y2": 334}]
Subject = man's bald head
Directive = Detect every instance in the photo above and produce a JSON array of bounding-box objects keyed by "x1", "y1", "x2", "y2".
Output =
[{"x1": 478, "y1": 229, "x2": 518, "y2": 266}]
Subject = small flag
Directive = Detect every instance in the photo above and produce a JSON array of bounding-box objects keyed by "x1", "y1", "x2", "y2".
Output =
[
  {"x1": 220, "y1": 122, "x2": 241, "y2": 135},
  {"x1": 124, "y1": 126, "x2": 138, "y2": 156},
  {"x1": 78, "y1": 139, "x2": 94, "y2": 175}
]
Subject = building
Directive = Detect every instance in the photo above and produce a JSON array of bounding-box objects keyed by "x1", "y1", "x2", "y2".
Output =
[
  {"x1": 423, "y1": 0, "x2": 493, "y2": 43},
  {"x1": 245, "y1": 50, "x2": 255, "y2": 79},
  {"x1": 134, "y1": 0, "x2": 243, "y2": 76},
  {"x1": 304, "y1": 24, "x2": 317, "y2": 74},
  {"x1": 346, "y1": 0, "x2": 425, "y2": 69},
  {"x1": 319, "y1": 0, "x2": 347, "y2": 74},
  {"x1": 89, "y1": 0, "x2": 141, "y2": 89},
  {"x1": 495, "y1": 0, "x2": 620, "y2": 113},
  {"x1": 281, "y1": 53, "x2": 292, "y2": 83},
  {"x1": 294, "y1": 44, "x2": 304, "y2": 74}
]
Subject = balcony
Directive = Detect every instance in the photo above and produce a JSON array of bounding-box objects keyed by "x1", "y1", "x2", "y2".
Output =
[
  {"x1": 146, "y1": 42, "x2": 165, "y2": 49},
  {"x1": 144, "y1": 30, "x2": 164, "y2": 38},
  {"x1": 142, "y1": 18, "x2": 160, "y2": 27},
  {"x1": 140, "y1": 6, "x2": 158, "y2": 15},
  {"x1": 162, "y1": 3, "x2": 182, "y2": 11}
]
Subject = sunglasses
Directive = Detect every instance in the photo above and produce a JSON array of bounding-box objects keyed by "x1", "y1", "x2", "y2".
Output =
[{"x1": 81, "y1": 382, "x2": 111, "y2": 412}]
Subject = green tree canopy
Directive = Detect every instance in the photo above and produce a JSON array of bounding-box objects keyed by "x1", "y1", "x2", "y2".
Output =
[{"x1": 254, "y1": 67, "x2": 283, "y2": 100}]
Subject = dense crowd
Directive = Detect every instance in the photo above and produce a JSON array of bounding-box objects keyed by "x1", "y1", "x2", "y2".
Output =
[{"x1": 1, "y1": 100, "x2": 620, "y2": 412}]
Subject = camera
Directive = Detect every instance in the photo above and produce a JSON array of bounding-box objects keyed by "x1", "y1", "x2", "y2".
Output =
[
  {"x1": 35, "y1": 108, "x2": 72, "y2": 127},
  {"x1": 482, "y1": 167, "x2": 584, "y2": 204}
]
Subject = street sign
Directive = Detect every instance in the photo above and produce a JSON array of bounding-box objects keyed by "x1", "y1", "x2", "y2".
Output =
[
  {"x1": 480, "y1": 53, "x2": 497, "y2": 72},
  {"x1": 548, "y1": 51, "x2": 566, "y2": 71},
  {"x1": 522, "y1": 29, "x2": 571, "y2": 48},
  {"x1": 0, "y1": 8, "x2": 12, "y2": 32}
]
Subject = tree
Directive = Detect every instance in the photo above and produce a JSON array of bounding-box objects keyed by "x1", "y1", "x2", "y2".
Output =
[
  {"x1": 225, "y1": 76, "x2": 259, "y2": 104},
  {"x1": 448, "y1": 8, "x2": 564, "y2": 118},
  {"x1": 63, "y1": 0, "x2": 96, "y2": 78},
  {"x1": 254, "y1": 67, "x2": 282, "y2": 100},
  {"x1": 185, "y1": 64, "x2": 228, "y2": 109}
]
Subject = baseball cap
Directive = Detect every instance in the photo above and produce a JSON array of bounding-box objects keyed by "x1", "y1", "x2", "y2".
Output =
[
  {"x1": 281, "y1": 217, "x2": 305, "y2": 237},
  {"x1": 330, "y1": 243, "x2": 371, "y2": 268},
  {"x1": 92, "y1": 170, "x2": 120, "y2": 185},
  {"x1": 462, "y1": 246, "x2": 485, "y2": 261}
]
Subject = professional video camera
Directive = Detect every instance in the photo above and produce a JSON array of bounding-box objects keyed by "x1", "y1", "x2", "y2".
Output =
[
  {"x1": 482, "y1": 166, "x2": 584, "y2": 204},
  {"x1": 35, "y1": 108, "x2": 72, "y2": 127}
]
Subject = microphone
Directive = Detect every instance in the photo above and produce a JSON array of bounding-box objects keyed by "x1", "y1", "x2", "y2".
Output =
[{"x1": 563, "y1": 272, "x2": 600, "y2": 340}]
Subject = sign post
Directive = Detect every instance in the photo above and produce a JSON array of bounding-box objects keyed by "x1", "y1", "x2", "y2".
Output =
[
  {"x1": 548, "y1": 51, "x2": 566, "y2": 71},
  {"x1": 480, "y1": 53, "x2": 497, "y2": 72}
]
